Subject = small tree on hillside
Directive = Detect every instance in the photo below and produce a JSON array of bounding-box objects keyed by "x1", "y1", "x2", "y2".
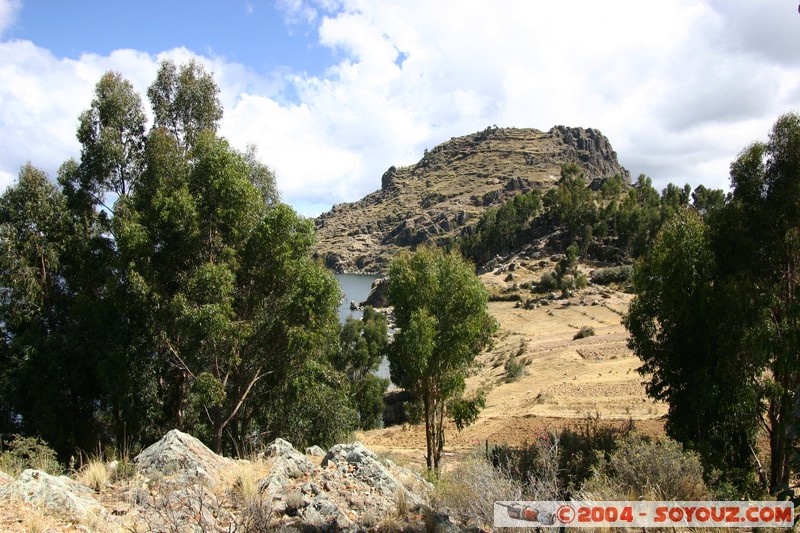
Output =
[{"x1": 387, "y1": 247, "x2": 496, "y2": 472}]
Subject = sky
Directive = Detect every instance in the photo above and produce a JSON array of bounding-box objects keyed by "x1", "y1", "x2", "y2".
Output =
[{"x1": 1, "y1": 0, "x2": 799, "y2": 216}]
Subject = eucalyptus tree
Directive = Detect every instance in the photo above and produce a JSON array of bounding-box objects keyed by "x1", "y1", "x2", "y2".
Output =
[
  {"x1": 387, "y1": 247, "x2": 495, "y2": 472},
  {"x1": 74, "y1": 71, "x2": 147, "y2": 203},
  {"x1": 0, "y1": 164, "x2": 113, "y2": 455},
  {"x1": 148, "y1": 59, "x2": 223, "y2": 152},
  {"x1": 626, "y1": 112, "x2": 800, "y2": 494}
]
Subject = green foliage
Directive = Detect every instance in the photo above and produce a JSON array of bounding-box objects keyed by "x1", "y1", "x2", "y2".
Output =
[
  {"x1": 333, "y1": 308, "x2": 390, "y2": 430},
  {"x1": 449, "y1": 391, "x2": 487, "y2": 431},
  {"x1": 388, "y1": 247, "x2": 496, "y2": 471},
  {"x1": 536, "y1": 243, "x2": 588, "y2": 296},
  {"x1": 0, "y1": 63, "x2": 353, "y2": 458},
  {"x1": 589, "y1": 265, "x2": 633, "y2": 285},
  {"x1": 74, "y1": 71, "x2": 146, "y2": 200},
  {"x1": 585, "y1": 434, "x2": 708, "y2": 500},
  {"x1": 721, "y1": 112, "x2": 800, "y2": 493},
  {"x1": 0, "y1": 435, "x2": 62, "y2": 476},
  {"x1": 462, "y1": 161, "x2": 726, "y2": 269},
  {"x1": 626, "y1": 113, "x2": 800, "y2": 495},
  {"x1": 459, "y1": 190, "x2": 541, "y2": 265},
  {"x1": 0, "y1": 163, "x2": 118, "y2": 456},
  {"x1": 625, "y1": 210, "x2": 761, "y2": 491},
  {"x1": 148, "y1": 59, "x2": 223, "y2": 151},
  {"x1": 544, "y1": 164, "x2": 596, "y2": 247},
  {"x1": 270, "y1": 359, "x2": 358, "y2": 449}
]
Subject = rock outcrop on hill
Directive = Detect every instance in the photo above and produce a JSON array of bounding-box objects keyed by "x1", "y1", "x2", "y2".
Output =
[{"x1": 314, "y1": 126, "x2": 629, "y2": 273}]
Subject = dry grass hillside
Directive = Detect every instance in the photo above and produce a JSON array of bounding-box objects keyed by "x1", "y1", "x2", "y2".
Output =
[{"x1": 314, "y1": 126, "x2": 629, "y2": 273}]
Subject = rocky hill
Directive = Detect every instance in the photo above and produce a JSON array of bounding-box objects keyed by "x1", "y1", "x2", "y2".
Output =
[{"x1": 314, "y1": 126, "x2": 629, "y2": 273}]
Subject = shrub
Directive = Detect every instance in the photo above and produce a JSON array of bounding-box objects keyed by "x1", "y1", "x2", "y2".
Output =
[
  {"x1": 584, "y1": 434, "x2": 709, "y2": 500},
  {"x1": 590, "y1": 265, "x2": 633, "y2": 285},
  {"x1": 432, "y1": 454, "x2": 523, "y2": 529},
  {"x1": 557, "y1": 415, "x2": 633, "y2": 490},
  {"x1": 487, "y1": 415, "x2": 634, "y2": 493},
  {"x1": 0, "y1": 435, "x2": 61, "y2": 476},
  {"x1": 504, "y1": 356, "x2": 525, "y2": 382},
  {"x1": 573, "y1": 326, "x2": 595, "y2": 340},
  {"x1": 536, "y1": 271, "x2": 558, "y2": 292}
]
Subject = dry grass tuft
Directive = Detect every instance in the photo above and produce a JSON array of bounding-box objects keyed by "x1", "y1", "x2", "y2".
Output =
[
  {"x1": 220, "y1": 457, "x2": 272, "y2": 506},
  {"x1": 76, "y1": 457, "x2": 110, "y2": 492}
]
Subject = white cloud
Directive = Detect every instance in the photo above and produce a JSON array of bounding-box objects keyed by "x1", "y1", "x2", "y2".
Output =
[
  {"x1": 2, "y1": 0, "x2": 800, "y2": 214},
  {"x1": 0, "y1": 0, "x2": 20, "y2": 36}
]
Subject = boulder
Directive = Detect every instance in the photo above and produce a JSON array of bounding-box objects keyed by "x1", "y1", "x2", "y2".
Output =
[
  {"x1": 305, "y1": 445, "x2": 326, "y2": 457},
  {"x1": 261, "y1": 438, "x2": 317, "y2": 496},
  {"x1": 134, "y1": 429, "x2": 234, "y2": 480},
  {"x1": 322, "y1": 442, "x2": 426, "y2": 507},
  {"x1": 0, "y1": 469, "x2": 106, "y2": 521},
  {"x1": 361, "y1": 277, "x2": 389, "y2": 308}
]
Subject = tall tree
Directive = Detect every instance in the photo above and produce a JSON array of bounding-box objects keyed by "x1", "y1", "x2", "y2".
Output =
[
  {"x1": 116, "y1": 128, "x2": 344, "y2": 453},
  {"x1": 627, "y1": 112, "x2": 800, "y2": 494},
  {"x1": 148, "y1": 59, "x2": 223, "y2": 152},
  {"x1": 724, "y1": 112, "x2": 800, "y2": 493},
  {"x1": 625, "y1": 210, "x2": 762, "y2": 490},
  {"x1": 0, "y1": 164, "x2": 112, "y2": 456},
  {"x1": 387, "y1": 248, "x2": 495, "y2": 472},
  {"x1": 74, "y1": 71, "x2": 147, "y2": 202}
]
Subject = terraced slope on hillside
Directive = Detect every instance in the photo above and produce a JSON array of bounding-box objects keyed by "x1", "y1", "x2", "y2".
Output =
[{"x1": 314, "y1": 125, "x2": 629, "y2": 273}]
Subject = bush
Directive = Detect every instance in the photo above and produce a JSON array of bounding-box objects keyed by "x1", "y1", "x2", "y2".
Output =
[
  {"x1": 590, "y1": 265, "x2": 633, "y2": 285},
  {"x1": 536, "y1": 271, "x2": 558, "y2": 292},
  {"x1": 488, "y1": 415, "x2": 634, "y2": 493},
  {"x1": 573, "y1": 326, "x2": 595, "y2": 340},
  {"x1": 0, "y1": 435, "x2": 61, "y2": 476},
  {"x1": 504, "y1": 356, "x2": 525, "y2": 382},
  {"x1": 557, "y1": 415, "x2": 633, "y2": 490},
  {"x1": 584, "y1": 434, "x2": 709, "y2": 500},
  {"x1": 432, "y1": 454, "x2": 523, "y2": 529}
]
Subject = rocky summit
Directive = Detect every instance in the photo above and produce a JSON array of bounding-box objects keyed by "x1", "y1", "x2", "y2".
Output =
[{"x1": 314, "y1": 126, "x2": 629, "y2": 274}]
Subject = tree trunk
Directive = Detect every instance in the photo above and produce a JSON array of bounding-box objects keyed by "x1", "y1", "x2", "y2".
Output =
[
  {"x1": 769, "y1": 396, "x2": 791, "y2": 493},
  {"x1": 424, "y1": 387, "x2": 433, "y2": 471}
]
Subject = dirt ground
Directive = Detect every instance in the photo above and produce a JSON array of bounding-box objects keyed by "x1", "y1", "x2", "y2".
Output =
[{"x1": 358, "y1": 263, "x2": 667, "y2": 470}]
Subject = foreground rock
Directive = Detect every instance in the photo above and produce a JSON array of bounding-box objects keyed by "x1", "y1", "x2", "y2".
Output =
[
  {"x1": 263, "y1": 439, "x2": 433, "y2": 530},
  {"x1": 0, "y1": 469, "x2": 107, "y2": 522},
  {"x1": 0, "y1": 430, "x2": 461, "y2": 531},
  {"x1": 134, "y1": 428, "x2": 235, "y2": 482}
]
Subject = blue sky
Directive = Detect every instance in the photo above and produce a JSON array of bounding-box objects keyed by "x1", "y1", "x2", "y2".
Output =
[
  {"x1": 1, "y1": 0, "x2": 800, "y2": 216},
  {"x1": 6, "y1": 1, "x2": 333, "y2": 77}
]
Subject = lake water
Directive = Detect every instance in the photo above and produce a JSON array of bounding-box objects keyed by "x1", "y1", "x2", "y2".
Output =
[
  {"x1": 334, "y1": 273, "x2": 391, "y2": 379},
  {"x1": 335, "y1": 273, "x2": 379, "y2": 322}
]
